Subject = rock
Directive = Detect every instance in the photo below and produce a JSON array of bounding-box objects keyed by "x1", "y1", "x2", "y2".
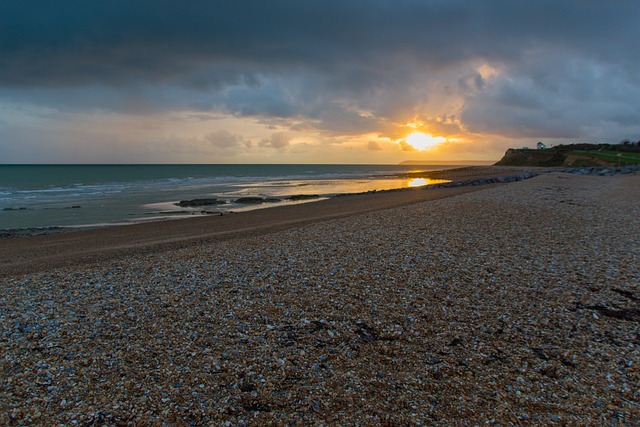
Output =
[
  {"x1": 175, "y1": 198, "x2": 226, "y2": 207},
  {"x1": 232, "y1": 197, "x2": 281, "y2": 204},
  {"x1": 287, "y1": 194, "x2": 320, "y2": 201},
  {"x1": 234, "y1": 197, "x2": 268, "y2": 204}
]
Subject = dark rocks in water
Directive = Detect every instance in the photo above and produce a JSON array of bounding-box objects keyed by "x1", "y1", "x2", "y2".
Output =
[
  {"x1": 287, "y1": 194, "x2": 320, "y2": 201},
  {"x1": 3, "y1": 207, "x2": 27, "y2": 211},
  {"x1": 175, "y1": 198, "x2": 226, "y2": 208},
  {"x1": 64, "y1": 205, "x2": 81, "y2": 209},
  {"x1": 234, "y1": 197, "x2": 281, "y2": 204},
  {"x1": 235, "y1": 197, "x2": 267, "y2": 204}
]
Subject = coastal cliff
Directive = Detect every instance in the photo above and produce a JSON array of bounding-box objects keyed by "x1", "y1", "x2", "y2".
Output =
[{"x1": 495, "y1": 143, "x2": 640, "y2": 167}]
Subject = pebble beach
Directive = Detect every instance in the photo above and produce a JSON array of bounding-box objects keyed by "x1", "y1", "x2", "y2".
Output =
[{"x1": 1, "y1": 170, "x2": 639, "y2": 425}]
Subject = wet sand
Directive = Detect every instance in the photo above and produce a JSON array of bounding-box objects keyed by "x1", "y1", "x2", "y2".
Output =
[{"x1": 0, "y1": 166, "x2": 534, "y2": 276}]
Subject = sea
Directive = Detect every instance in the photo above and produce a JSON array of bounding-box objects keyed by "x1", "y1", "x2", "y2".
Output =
[{"x1": 0, "y1": 164, "x2": 460, "y2": 231}]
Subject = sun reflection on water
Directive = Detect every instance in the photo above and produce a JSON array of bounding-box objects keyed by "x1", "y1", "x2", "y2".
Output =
[
  {"x1": 408, "y1": 178, "x2": 428, "y2": 187},
  {"x1": 406, "y1": 178, "x2": 450, "y2": 188}
]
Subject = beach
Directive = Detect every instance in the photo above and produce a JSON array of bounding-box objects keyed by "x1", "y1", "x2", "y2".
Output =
[
  {"x1": 0, "y1": 163, "x2": 490, "y2": 232},
  {"x1": 1, "y1": 168, "x2": 638, "y2": 425},
  {"x1": 0, "y1": 166, "x2": 532, "y2": 274}
]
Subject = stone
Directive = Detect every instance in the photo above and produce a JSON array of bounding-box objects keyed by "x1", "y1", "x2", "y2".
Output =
[
  {"x1": 175, "y1": 198, "x2": 226, "y2": 207},
  {"x1": 234, "y1": 197, "x2": 268, "y2": 204}
]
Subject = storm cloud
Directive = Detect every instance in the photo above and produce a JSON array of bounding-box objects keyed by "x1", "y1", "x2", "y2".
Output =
[{"x1": 1, "y1": 0, "x2": 639, "y2": 162}]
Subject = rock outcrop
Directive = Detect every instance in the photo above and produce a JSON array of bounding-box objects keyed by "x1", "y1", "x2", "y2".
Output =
[{"x1": 175, "y1": 198, "x2": 227, "y2": 207}]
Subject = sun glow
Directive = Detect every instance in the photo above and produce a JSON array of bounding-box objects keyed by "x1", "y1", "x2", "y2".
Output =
[
  {"x1": 406, "y1": 178, "x2": 451, "y2": 188},
  {"x1": 405, "y1": 132, "x2": 445, "y2": 150},
  {"x1": 407, "y1": 178, "x2": 428, "y2": 187}
]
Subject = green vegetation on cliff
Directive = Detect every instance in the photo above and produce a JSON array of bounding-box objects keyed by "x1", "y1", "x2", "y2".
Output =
[{"x1": 495, "y1": 143, "x2": 640, "y2": 167}]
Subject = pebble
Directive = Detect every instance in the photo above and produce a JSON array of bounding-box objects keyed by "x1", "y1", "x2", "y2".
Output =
[{"x1": 1, "y1": 172, "x2": 639, "y2": 425}]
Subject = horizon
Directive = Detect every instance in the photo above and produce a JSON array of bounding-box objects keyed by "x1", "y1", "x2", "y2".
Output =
[
  {"x1": 0, "y1": 160, "x2": 497, "y2": 166},
  {"x1": 1, "y1": 2, "x2": 639, "y2": 164}
]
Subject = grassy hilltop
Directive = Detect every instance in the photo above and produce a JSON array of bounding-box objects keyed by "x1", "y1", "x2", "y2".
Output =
[{"x1": 495, "y1": 142, "x2": 640, "y2": 167}]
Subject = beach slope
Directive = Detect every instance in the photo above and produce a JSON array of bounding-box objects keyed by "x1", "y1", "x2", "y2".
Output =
[
  {"x1": 1, "y1": 171, "x2": 638, "y2": 425},
  {"x1": 0, "y1": 166, "x2": 533, "y2": 275}
]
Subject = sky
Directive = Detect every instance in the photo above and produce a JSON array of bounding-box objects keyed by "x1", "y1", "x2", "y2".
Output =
[{"x1": 1, "y1": 0, "x2": 640, "y2": 164}]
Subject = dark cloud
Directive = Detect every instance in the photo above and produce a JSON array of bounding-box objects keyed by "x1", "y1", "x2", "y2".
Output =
[
  {"x1": 1, "y1": 0, "x2": 640, "y2": 147},
  {"x1": 216, "y1": 78, "x2": 299, "y2": 118},
  {"x1": 461, "y1": 52, "x2": 640, "y2": 140},
  {"x1": 3, "y1": 1, "x2": 638, "y2": 88}
]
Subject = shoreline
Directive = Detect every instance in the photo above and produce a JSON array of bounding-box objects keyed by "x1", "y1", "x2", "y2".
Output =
[
  {"x1": 2, "y1": 165, "x2": 636, "y2": 276},
  {"x1": 0, "y1": 166, "x2": 544, "y2": 275},
  {"x1": 0, "y1": 165, "x2": 541, "y2": 238},
  {"x1": 0, "y1": 182, "x2": 495, "y2": 276},
  {"x1": 0, "y1": 163, "x2": 483, "y2": 233}
]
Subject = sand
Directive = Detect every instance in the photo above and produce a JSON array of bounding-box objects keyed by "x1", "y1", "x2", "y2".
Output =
[
  {"x1": 1, "y1": 168, "x2": 638, "y2": 425},
  {"x1": 0, "y1": 166, "x2": 534, "y2": 276}
]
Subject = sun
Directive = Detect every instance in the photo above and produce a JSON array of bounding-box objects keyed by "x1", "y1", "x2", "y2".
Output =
[{"x1": 405, "y1": 132, "x2": 445, "y2": 150}]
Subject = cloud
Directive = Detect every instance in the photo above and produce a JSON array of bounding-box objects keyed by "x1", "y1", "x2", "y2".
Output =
[
  {"x1": 259, "y1": 132, "x2": 290, "y2": 149},
  {"x1": 204, "y1": 130, "x2": 249, "y2": 149},
  {"x1": 1, "y1": 1, "x2": 640, "y2": 162},
  {"x1": 399, "y1": 140, "x2": 416, "y2": 152},
  {"x1": 367, "y1": 141, "x2": 383, "y2": 151},
  {"x1": 461, "y1": 52, "x2": 640, "y2": 140},
  {"x1": 2, "y1": 1, "x2": 638, "y2": 88}
]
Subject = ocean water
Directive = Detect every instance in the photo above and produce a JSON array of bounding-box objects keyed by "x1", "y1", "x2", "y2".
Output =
[{"x1": 0, "y1": 164, "x2": 456, "y2": 231}]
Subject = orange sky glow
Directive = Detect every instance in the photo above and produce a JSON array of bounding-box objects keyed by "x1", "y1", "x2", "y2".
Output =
[{"x1": 1, "y1": 2, "x2": 638, "y2": 164}]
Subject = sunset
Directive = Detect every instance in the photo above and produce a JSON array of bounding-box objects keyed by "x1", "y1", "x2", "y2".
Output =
[
  {"x1": 1, "y1": 2, "x2": 639, "y2": 425},
  {"x1": 404, "y1": 132, "x2": 446, "y2": 151},
  {"x1": 1, "y1": 1, "x2": 639, "y2": 164}
]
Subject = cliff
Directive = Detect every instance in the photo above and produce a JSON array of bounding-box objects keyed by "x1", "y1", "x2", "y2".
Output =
[
  {"x1": 495, "y1": 143, "x2": 640, "y2": 167},
  {"x1": 495, "y1": 148, "x2": 567, "y2": 167}
]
